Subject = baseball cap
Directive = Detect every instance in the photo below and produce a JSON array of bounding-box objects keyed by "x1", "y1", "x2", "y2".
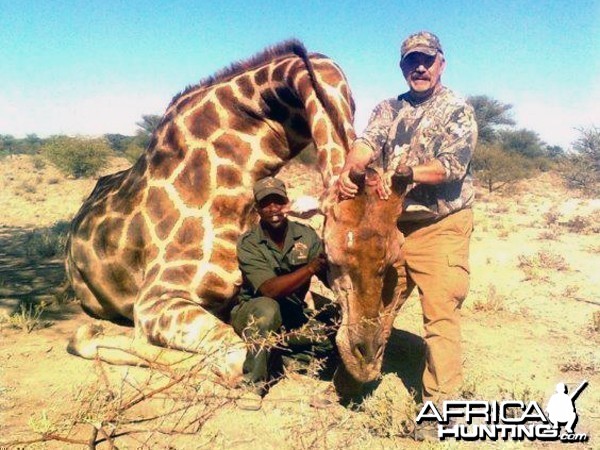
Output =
[
  {"x1": 253, "y1": 177, "x2": 288, "y2": 202},
  {"x1": 401, "y1": 31, "x2": 443, "y2": 61}
]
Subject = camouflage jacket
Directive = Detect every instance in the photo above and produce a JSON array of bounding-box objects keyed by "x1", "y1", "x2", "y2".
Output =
[{"x1": 357, "y1": 86, "x2": 477, "y2": 220}]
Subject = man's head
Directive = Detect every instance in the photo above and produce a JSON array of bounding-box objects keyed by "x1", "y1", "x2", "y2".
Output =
[
  {"x1": 399, "y1": 31, "x2": 446, "y2": 100},
  {"x1": 253, "y1": 177, "x2": 289, "y2": 229}
]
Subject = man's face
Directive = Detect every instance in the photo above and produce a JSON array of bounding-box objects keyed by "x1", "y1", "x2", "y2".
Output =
[
  {"x1": 256, "y1": 194, "x2": 288, "y2": 229},
  {"x1": 400, "y1": 51, "x2": 446, "y2": 98}
]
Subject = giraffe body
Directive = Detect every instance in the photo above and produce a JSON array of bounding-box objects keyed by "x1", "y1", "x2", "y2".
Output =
[{"x1": 66, "y1": 41, "x2": 355, "y2": 380}]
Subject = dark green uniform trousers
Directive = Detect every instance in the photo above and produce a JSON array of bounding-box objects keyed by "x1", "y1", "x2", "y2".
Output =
[{"x1": 230, "y1": 296, "x2": 337, "y2": 384}]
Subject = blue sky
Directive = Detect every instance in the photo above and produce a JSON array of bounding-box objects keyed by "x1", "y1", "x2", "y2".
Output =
[{"x1": 1, "y1": 0, "x2": 598, "y2": 149}]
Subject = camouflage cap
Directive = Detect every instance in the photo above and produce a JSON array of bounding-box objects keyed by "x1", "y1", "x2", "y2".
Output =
[
  {"x1": 401, "y1": 31, "x2": 443, "y2": 61},
  {"x1": 253, "y1": 177, "x2": 288, "y2": 202}
]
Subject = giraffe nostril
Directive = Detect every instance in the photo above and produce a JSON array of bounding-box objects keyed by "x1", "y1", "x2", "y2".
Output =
[{"x1": 355, "y1": 343, "x2": 367, "y2": 360}]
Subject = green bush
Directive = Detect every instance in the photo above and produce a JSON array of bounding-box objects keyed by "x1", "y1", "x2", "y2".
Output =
[
  {"x1": 560, "y1": 127, "x2": 600, "y2": 195},
  {"x1": 24, "y1": 221, "x2": 71, "y2": 260},
  {"x1": 472, "y1": 142, "x2": 532, "y2": 192},
  {"x1": 124, "y1": 141, "x2": 145, "y2": 163},
  {"x1": 41, "y1": 136, "x2": 113, "y2": 178}
]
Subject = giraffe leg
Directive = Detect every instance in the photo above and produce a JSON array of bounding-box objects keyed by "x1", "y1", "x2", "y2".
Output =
[
  {"x1": 66, "y1": 245, "x2": 134, "y2": 325},
  {"x1": 134, "y1": 295, "x2": 246, "y2": 383},
  {"x1": 67, "y1": 323, "x2": 236, "y2": 379}
]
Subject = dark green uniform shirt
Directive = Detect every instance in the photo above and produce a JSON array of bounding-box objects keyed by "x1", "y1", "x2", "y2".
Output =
[{"x1": 237, "y1": 220, "x2": 324, "y2": 305}]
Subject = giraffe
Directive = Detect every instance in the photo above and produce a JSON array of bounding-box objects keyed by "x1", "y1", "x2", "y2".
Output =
[
  {"x1": 308, "y1": 169, "x2": 409, "y2": 395},
  {"x1": 65, "y1": 40, "x2": 356, "y2": 381}
]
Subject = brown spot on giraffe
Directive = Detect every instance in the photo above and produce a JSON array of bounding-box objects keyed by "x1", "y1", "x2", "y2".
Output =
[
  {"x1": 94, "y1": 217, "x2": 124, "y2": 258},
  {"x1": 216, "y1": 165, "x2": 243, "y2": 188},
  {"x1": 186, "y1": 102, "x2": 220, "y2": 140},
  {"x1": 162, "y1": 264, "x2": 198, "y2": 285},
  {"x1": 236, "y1": 76, "x2": 255, "y2": 98},
  {"x1": 213, "y1": 134, "x2": 251, "y2": 166},
  {"x1": 254, "y1": 66, "x2": 269, "y2": 85},
  {"x1": 173, "y1": 150, "x2": 211, "y2": 208},
  {"x1": 146, "y1": 188, "x2": 180, "y2": 240}
]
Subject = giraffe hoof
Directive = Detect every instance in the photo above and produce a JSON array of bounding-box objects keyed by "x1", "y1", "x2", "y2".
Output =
[{"x1": 67, "y1": 323, "x2": 105, "y2": 358}]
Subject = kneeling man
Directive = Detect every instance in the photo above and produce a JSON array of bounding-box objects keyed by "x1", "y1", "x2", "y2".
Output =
[{"x1": 231, "y1": 177, "x2": 335, "y2": 393}]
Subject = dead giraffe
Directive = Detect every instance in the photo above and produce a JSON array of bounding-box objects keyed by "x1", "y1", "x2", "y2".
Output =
[{"x1": 65, "y1": 40, "x2": 356, "y2": 380}]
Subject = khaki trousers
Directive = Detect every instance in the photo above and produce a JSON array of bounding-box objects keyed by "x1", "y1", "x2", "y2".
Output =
[{"x1": 397, "y1": 208, "x2": 473, "y2": 403}]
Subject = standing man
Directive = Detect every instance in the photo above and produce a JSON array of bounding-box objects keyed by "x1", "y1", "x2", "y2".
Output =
[
  {"x1": 232, "y1": 177, "x2": 335, "y2": 397},
  {"x1": 338, "y1": 31, "x2": 477, "y2": 430}
]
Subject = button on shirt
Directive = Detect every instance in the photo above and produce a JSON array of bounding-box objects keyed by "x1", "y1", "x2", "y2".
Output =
[
  {"x1": 357, "y1": 86, "x2": 478, "y2": 219},
  {"x1": 237, "y1": 220, "x2": 324, "y2": 305}
]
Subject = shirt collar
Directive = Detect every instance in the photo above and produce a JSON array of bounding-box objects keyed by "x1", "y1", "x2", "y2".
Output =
[{"x1": 256, "y1": 220, "x2": 303, "y2": 243}]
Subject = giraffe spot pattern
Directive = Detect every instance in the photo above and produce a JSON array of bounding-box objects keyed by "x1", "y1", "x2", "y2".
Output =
[
  {"x1": 186, "y1": 101, "x2": 220, "y2": 140},
  {"x1": 173, "y1": 150, "x2": 211, "y2": 207}
]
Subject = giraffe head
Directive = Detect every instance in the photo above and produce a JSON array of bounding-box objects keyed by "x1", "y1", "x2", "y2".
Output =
[{"x1": 322, "y1": 170, "x2": 408, "y2": 383}]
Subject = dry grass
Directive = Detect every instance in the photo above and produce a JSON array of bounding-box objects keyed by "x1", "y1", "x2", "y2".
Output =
[
  {"x1": 559, "y1": 351, "x2": 599, "y2": 374},
  {"x1": 0, "y1": 300, "x2": 53, "y2": 333},
  {"x1": 537, "y1": 227, "x2": 560, "y2": 241},
  {"x1": 471, "y1": 284, "x2": 506, "y2": 313},
  {"x1": 518, "y1": 249, "x2": 570, "y2": 277},
  {"x1": 23, "y1": 221, "x2": 70, "y2": 260},
  {"x1": 350, "y1": 374, "x2": 418, "y2": 439}
]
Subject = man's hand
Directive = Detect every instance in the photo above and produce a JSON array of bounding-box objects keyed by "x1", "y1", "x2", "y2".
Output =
[
  {"x1": 307, "y1": 253, "x2": 327, "y2": 275},
  {"x1": 395, "y1": 164, "x2": 414, "y2": 183},
  {"x1": 375, "y1": 164, "x2": 413, "y2": 200},
  {"x1": 336, "y1": 170, "x2": 358, "y2": 200}
]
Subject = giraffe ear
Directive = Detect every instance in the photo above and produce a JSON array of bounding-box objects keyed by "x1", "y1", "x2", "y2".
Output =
[
  {"x1": 349, "y1": 169, "x2": 366, "y2": 191},
  {"x1": 390, "y1": 173, "x2": 410, "y2": 194},
  {"x1": 287, "y1": 195, "x2": 322, "y2": 219}
]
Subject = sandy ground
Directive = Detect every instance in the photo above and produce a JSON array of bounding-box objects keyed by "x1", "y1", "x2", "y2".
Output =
[{"x1": 1, "y1": 154, "x2": 599, "y2": 449}]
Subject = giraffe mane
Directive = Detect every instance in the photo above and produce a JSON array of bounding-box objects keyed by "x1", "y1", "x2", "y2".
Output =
[{"x1": 170, "y1": 38, "x2": 308, "y2": 105}]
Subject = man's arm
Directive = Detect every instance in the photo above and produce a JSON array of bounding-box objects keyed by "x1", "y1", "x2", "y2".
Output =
[
  {"x1": 259, "y1": 255, "x2": 326, "y2": 299},
  {"x1": 337, "y1": 140, "x2": 375, "y2": 197},
  {"x1": 421, "y1": 103, "x2": 477, "y2": 183},
  {"x1": 403, "y1": 159, "x2": 447, "y2": 185},
  {"x1": 384, "y1": 102, "x2": 478, "y2": 196},
  {"x1": 337, "y1": 100, "x2": 395, "y2": 198}
]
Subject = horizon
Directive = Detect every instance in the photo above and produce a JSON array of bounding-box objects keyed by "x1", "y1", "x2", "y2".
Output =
[{"x1": 1, "y1": 0, "x2": 599, "y2": 149}]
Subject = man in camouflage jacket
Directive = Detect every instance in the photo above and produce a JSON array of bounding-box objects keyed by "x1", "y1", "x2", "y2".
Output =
[{"x1": 338, "y1": 31, "x2": 478, "y2": 417}]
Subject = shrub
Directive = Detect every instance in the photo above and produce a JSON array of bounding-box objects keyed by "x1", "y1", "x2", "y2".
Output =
[
  {"x1": 24, "y1": 221, "x2": 71, "y2": 260},
  {"x1": 543, "y1": 208, "x2": 560, "y2": 225},
  {"x1": 472, "y1": 284, "x2": 506, "y2": 313},
  {"x1": 1, "y1": 300, "x2": 52, "y2": 333},
  {"x1": 41, "y1": 136, "x2": 113, "y2": 178},
  {"x1": 124, "y1": 142, "x2": 145, "y2": 163},
  {"x1": 560, "y1": 126, "x2": 600, "y2": 195},
  {"x1": 472, "y1": 142, "x2": 532, "y2": 193},
  {"x1": 537, "y1": 228, "x2": 560, "y2": 240},
  {"x1": 32, "y1": 155, "x2": 46, "y2": 170}
]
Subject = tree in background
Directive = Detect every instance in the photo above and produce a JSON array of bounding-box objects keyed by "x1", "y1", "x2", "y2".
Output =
[
  {"x1": 467, "y1": 95, "x2": 515, "y2": 144},
  {"x1": 104, "y1": 114, "x2": 162, "y2": 163},
  {"x1": 468, "y1": 95, "x2": 556, "y2": 191},
  {"x1": 136, "y1": 114, "x2": 162, "y2": 140},
  {"x1": 104, "y1": 133, "x2": 133, "y2": 153},
  {"x1": 471, "y1": 142, "x2": 531, "y2": 193},
  {"x1": 561, "y1": 126, "x2": 600, "y2": 195},
  {"x1": 41, "y1": 136, "x2": 113, "y2": 178},
  {"x1": 124, "y1": 114, "x2": 162, "y2": 162},
  {"x1": 499, "y1": 128, "x2": 546, "y2": 159}
]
